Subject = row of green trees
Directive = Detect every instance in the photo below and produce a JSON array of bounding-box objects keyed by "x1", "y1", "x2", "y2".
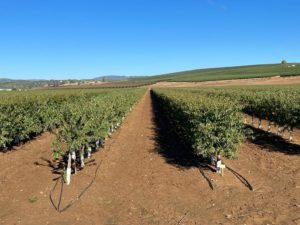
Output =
[
  {"x1": 152, "y1": 89, "x2": 244, "y2": 159},
  {"x1": 0, "y1": 88, "x2": 145, "y2": 184},
  {"x1": 52, "y1": 89, "x2": 144, "y2": 184},
  {"x1": 186, "y1": 86, "x2": 300, "y2": 140},
  {"x1": 0, "y1": 90, "x2": 110, "y2": 149}
]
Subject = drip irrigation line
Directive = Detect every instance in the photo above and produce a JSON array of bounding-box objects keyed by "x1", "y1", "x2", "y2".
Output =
[
  {"x1": 225, "y1": 165, "x2": 253, "y2": 191},
  {"x1": 198, "y1": 166, "x2": 214, "y2": 190},
  {"x1": 175, "y1": 211, "x2": 189, "y2": 225},
  {"x1": 49, "y1": 175, "x2": 61, "y2": 211},
  {"x1": 50, "y1": 161, "x2": 102, "y2": 213}
]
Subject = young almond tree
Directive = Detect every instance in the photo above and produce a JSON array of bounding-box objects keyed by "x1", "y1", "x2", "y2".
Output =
[{"x1": 52, "y1": 89, "x2": 145, "y2": 185}]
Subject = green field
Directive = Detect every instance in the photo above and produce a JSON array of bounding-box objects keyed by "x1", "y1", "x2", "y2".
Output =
[{"x1": 131, "y1": 63, "x2": 300, "y2": 82}]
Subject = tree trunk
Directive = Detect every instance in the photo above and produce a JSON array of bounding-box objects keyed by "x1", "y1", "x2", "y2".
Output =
[
  {"x1": 80, "y1": 146, "x2": 85, "y2": 168},
  {"x1": 96, "y1": 139, "x2": 100, "y2": 149},
  {"x1": 66, "y1": 152, "x2": 72, "y2": 185},
  {"x1": 267, "y1": 121, "x2": 271, "y2": 131},
  {"x1": 258, "y1": 118, "x2": 262, "y2": 129},
  {"x1": 288, "y1": 127, "x2": 293, "y2": 142},
  {"x1": 71, "y1": 150, "x2": 77, "y2": 174},
  {"x1": 277, "y1": 126, "x2": 283, "y2": 136},
  {"x1": 71, "y1": 151, "x2": 76, "y2": 160},
  {"x1": 87, "y1": 146, "x2": 92, "y2": 158}
]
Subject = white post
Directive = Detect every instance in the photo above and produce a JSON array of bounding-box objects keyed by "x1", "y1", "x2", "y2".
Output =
[
  {"x1": 216, "y1": 155, "x2": 222, "y2": 174},
  {"x1": 80, "y1": 146, "x2": 85, "y2": 168},
  {"x1": 258, "y1": 118, "x2": 262, "y2": 129},
  {"x1": 288, "y1": 128, "x2": 293, "y2": 142},
  {"x1": 216, "y1": 160, "x2": 222, "y2": 174},
  {"x1": 111, "y1": 124, "x2": 114, "y2": 132},
  {"x1": 276, "y1": 126, "x2": 280, "y2": 135},
  {"x1": 71, "y1": 150, "x2": 77, "y2": 174},
  {"x1": 71, "y1": 151, "x2": 76, "y2": 160},
  {"x1": 277, "y1": 126, "x2": 283, "y2": 136},
  {"x1": 66, "y1": 152, "x2": 72, "y2": 185},
  {"x1": 87, "y1": 146, "x2": 92, "y2": 158},
  {"x1": 267, "y1": 121, "x2": 271, "y2": 131}
]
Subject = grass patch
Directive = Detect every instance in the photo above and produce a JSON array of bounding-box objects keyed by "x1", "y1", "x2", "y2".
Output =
[{"x1": 28, "y1": 196, "x2": 38, "y2": 203}]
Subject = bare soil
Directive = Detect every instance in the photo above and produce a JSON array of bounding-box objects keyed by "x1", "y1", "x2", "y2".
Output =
[
  {"x1": 0, "y1": 91, "x2": 299, "y2": 225},
  {"x1": 150, "y1": 75, "x2": 300, "y2": 87}
]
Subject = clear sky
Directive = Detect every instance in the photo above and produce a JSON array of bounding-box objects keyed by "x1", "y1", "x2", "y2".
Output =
[{"x1": 0, "y1": 0, "x2": 299, "y2": 80}]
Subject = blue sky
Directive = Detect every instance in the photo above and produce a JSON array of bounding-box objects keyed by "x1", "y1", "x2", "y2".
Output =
[{"x1": 0, "y1": 0, "x2": 299, "y2": 80}]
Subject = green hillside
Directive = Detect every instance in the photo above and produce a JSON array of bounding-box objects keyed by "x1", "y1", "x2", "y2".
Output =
[{"x1": 131, "y1": 63, "x2": 300, "y2": 82}]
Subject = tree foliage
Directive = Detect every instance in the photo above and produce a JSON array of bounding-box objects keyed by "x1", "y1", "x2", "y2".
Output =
[
  {"x1": 152, "y1": 89, "x2": 244, "y2": 158},
  {"x1": 0, "y1": 89, "x2": 145, "y2": 152}
]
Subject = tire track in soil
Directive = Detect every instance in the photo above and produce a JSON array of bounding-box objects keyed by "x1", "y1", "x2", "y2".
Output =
[{"x1": 0, "y1": 91, "x2": 299, "y2": 225}]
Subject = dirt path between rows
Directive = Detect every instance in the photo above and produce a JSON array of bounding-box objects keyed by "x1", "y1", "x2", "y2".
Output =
[{"x1": 0, "y1": 91, "x2": 299, "y2": 225}]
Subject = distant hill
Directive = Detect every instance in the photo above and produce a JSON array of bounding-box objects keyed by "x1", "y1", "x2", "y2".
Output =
[
  {"x1": 131, "y1": 63, "x2": 300, "y2": 82},
  {"x1": 0, "y1": 78, "x2": 78, "y2": 89},
  {"x1": 0, "y1": 79, "x2": 46, "y2": 89},
  {"x1": 0, "y1": 75, "x2": 128, "y2": 89},
  {"x1": 93, "y1": 75, "x2": 128, "y2": 81},
  {"x1": 2, "y1": 63, "x2": 300, "y2": 89},
  {"x1": 0, "y1": 78, "x2": 17, "y2": 83}
]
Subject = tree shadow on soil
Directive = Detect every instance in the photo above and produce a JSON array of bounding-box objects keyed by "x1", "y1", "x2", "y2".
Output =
[
  {"x1": 149, "y1": 92, "x2": 257, "y2": 191},
  {"x1": 150, "y1": 93, "x2": 216, "y2": 189},
  {"x1": 150, "y1": 96, "x2": 198, "y2": 169},
  {"x1": 245, "y1": 125, "x2": 300, "y2": 155},
  {"x1": 0, "y1": 134, "x2": 43, "y2": 153}
]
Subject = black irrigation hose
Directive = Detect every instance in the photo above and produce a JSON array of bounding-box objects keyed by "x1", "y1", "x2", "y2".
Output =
[
  {"x1": 50, "y1": 161, "x2": 102, "y2": 213},
  {"x1": 197, "y1": 162, "x2": 253, "y2": 191},
  {"x1": 173, "y1": 211, "x2": 189, "y2": 225},
  {"x1": 226, "y1": 165, "x2": 253, "y2": 191},
  {"x1": 57, "y1": 175, "x2": 63, "y2": 210},
  {"x1": 49, "y1": 176, "x2": 61, "y2": 211},
  {"x1": 198, "y1": 166, "x2": 214, "y2": 190}
]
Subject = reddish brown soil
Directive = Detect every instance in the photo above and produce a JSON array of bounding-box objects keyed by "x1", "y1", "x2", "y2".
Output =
[
  {"x1": 0, "y1": 91, "x2": 299, "y2": 225},
  {"x1": 150, "y1": 75, "x2": 300, "y2": 87}
]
